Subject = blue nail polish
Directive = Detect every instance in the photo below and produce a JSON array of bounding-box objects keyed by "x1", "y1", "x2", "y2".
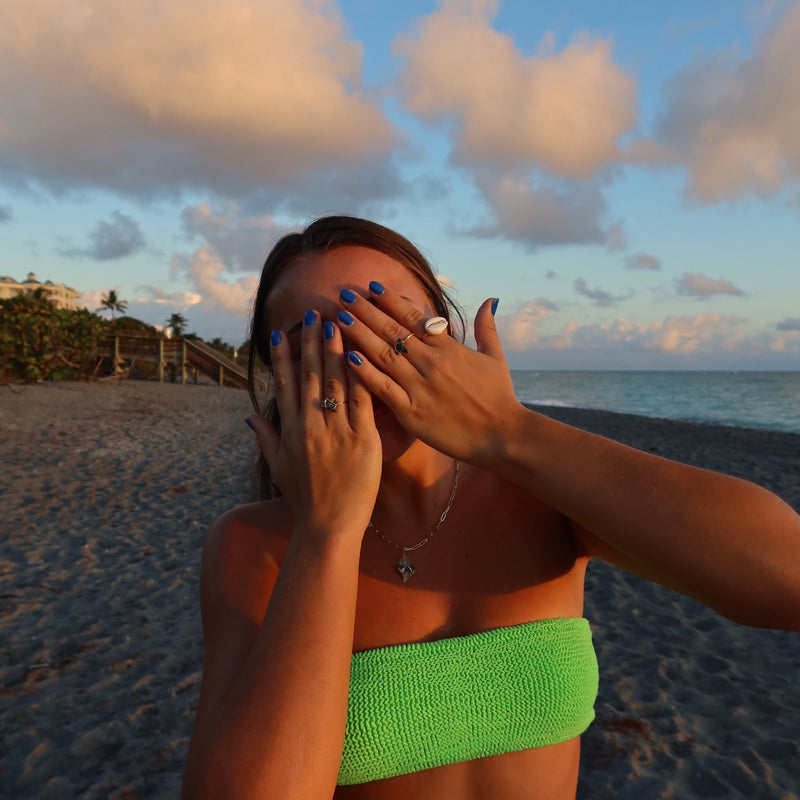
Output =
[
  {"x1": 338, "y1": 310, "x2": 354, "y2": 326},
  {"x1": 340, "y1": 288, "x2": 357, "y2": 304},
  {"x1": 270, "y1": 330, "x2": 281, "y2": 346},
  {"x1": 369, "y1": 281, "x2": 385, "y2": 295},
  {"x1": 323, "y1": 321, "x2": 335, "y2": 340},
  {"x1": 304, "y1": 309, "x2": 315, "y2": 326},
  {"x1": 244, "y1": 418, "x2": 255, "y2": 432},
  {"x1": 347, "y1": 351, "x2": 363, "y2": 366},
  {"x1": 491, "y1": 298, "x2": 499, "y2": 316}
]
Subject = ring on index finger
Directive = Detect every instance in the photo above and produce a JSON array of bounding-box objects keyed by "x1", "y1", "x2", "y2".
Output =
[{"x1": 393, "y1": 333, "x2": 416, "y2": 355}]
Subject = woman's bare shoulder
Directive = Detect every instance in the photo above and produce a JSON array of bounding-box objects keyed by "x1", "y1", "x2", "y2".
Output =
[{"x1": 200, "y1": 499, "x2": 292, "y2": 603}]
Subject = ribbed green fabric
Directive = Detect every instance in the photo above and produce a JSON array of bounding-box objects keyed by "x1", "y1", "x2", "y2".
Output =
[{"x1": 337, "y1": 617, "x2": 598, "y2": 785}]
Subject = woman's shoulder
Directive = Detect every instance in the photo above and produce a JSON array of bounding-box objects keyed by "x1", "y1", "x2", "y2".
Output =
[
  {"x1": 470, "y1": 464, "x2": 564, "y2": 521},
  {"x1": 201, "y1": 499, "x2": 292, "y2": 590}
]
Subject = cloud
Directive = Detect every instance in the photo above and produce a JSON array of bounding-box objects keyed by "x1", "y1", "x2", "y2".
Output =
[
  {"x1": 0, "y1": 203, "x2": 11, "y2": 223},
  {"x1": 58, "y1": 211, "x2": 145, "y2": 260},
  {"x1": 625, "y1": 252, "x2": 661, "y2": 270},
  {"x1": 395, "y1": 0, "x2": 636, "y2": 178},
  {"x1": 181, "y1": 202, "x2": 289, "y2": 273},
  {"x1": 435, "y1": 274, "x2": 455, "y2": 289},
  {"x1": 674, "y1": 272, "x2": 745, "y2": 298},
  {"x1": 171, "y1": 246, "x2": 258, "y2": 316},
  {"x1": 655, "y1": 3, "x2": 800, "y2": 201},
  {"x1": 604, "y1": 224, "x2": 627, "y2": 252},
  {"x1": 500, "y1": 299, "x2": 556, "y2": 350},
  {"x1": 135, "y1": 286, "x2": 203, "y2": 309},
  {"x1": 468, "y1": 171, "x2": 610, "y2": 249},
  {"x1": 0, "y1": 0, "x2": 398, "y2": 200},
  {"x1": 501, "y1": 310, "x2": 760, "y2": 356},
  {"x1": 574, "y1": 278, "x2": 631, "y2": 307},
  {"x1": 777, "y1": 317, "x2": 800, "y2": 331}
]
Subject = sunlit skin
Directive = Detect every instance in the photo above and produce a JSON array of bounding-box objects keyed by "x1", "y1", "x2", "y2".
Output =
[{"x1": 182, "y1": 245, "x2": 800, "y2": 800}]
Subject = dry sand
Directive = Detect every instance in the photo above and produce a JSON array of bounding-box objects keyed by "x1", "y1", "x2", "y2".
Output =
[{"x1": 1, "y1": 381, "x2": 798, "y2": 799}]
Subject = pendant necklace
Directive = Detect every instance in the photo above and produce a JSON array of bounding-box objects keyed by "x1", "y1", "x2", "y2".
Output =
[{"x1": 367, "y1": 460, "x2": 460, "y2": 583}]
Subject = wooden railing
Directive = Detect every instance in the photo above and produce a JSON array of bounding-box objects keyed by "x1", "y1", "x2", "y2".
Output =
[{"x1": 101, "y1": 335, "x2": 267, "y2": 391}]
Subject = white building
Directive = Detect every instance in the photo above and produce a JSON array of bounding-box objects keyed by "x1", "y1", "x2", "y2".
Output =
[{"x1": 0, "y1": 273, "x2": 82, "y2": 310}]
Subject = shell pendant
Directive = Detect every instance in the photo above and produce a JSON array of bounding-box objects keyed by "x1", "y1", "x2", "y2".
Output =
[{"x1": 396, "y1": 553, "x2": 416, "y2": 583}]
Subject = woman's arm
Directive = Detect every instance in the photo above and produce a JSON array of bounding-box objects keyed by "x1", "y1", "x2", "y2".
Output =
[
  {"x1": 496, "y1": 405, "x2": 800, "y2": 630},
  {"x1": 335, "y1": 286, "x2": 800, "y2": 631},
  {"x1": 182, "y1": 312, "x2": 382, "y2": 799},
  {"x1": 182, "y1": 512, "x2": 364, "y2": 800}
]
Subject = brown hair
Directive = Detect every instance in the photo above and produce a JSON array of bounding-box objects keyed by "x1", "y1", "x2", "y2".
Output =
[{"x1": 247, "y1": 214, "x2": 464, "y2": 498}]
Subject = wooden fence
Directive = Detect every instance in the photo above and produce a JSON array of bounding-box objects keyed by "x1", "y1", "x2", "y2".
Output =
[{"x1": 101, "y1": 335, "x2": 266, "y2": 391}]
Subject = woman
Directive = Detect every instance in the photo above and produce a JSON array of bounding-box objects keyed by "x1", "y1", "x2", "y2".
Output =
[{"x1": 182, "y1": 216, "x2": 800, "y2": 799}]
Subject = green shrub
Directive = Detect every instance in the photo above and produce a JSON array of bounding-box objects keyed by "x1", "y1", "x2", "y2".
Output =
[{"x1": 0, "y1": 292, "x2": 109, "y2": 381}]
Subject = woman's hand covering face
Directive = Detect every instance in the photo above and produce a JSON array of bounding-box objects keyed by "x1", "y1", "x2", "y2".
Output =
[
  {"x1": 336, "y1": 286, "x2": 525, "y2": 467},
  {"x1": 247, "y1": 311, "x2": 382, "y2": 541}
]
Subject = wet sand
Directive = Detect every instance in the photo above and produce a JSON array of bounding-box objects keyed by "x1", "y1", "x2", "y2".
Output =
[{"x1": 1, "y1": 381, "x2": 798, "y2": 798}]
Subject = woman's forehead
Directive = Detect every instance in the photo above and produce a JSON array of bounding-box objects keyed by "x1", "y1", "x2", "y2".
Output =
[{"x1": 269, "y1": 246, "x2": 426, "y2": 306}]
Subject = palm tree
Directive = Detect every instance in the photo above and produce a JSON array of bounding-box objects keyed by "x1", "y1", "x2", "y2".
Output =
[
  {"x1": 165, "y1": 312, "x2": 188, "y2": 337},
  {"x1": 98, "y1": 289, "x2": 128, "y2": 320}
]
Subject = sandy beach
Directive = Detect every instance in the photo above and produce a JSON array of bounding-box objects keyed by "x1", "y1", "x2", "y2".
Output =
[{"x1": 1, "y1": 380, "x2": 798, "y2": 799}]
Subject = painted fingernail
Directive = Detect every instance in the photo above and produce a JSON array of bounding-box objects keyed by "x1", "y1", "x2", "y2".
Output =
[
  {"x1": 323, "y1": 321, "x2": 335, "y2": 340},
  {"x1": 270, "y1": 330, "x2": 281, "y2": 346},
  {"x1": 369, "y1": 281, "x2": 385, "y2": 295},
  {"x1": 304, "y1": 309, "x2": 315, "y2": 326},
  {"x1": 340, "y1": 288, "x2": 357, "y2": 304},
  {"x1": 338, "y1": 310, "x2": 354, "y2": 326},
  {"x1": 491, "y1": 298, "x2": 499, "y2": 316},
  {"x1": 347, "y1": 351, "x2": 363, "y2": 366},
  {"x1": 244, "y1": 418, "x2": 255, "y2": 432}
]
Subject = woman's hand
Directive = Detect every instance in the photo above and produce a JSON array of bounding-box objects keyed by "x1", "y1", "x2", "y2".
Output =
[
  {"x1": 336, "y1": 285, "x2": 526, "y2": 466},
  {"x1": 247, "y1": 311, "x2": 382, "y2": 541}
]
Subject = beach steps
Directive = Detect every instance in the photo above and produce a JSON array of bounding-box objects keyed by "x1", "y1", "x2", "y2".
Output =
[{"x1": 101, "y1": 334, "x2": 266, "y2": 390}]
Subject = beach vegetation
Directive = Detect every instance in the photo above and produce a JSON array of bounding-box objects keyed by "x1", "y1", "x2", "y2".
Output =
[
  {"x1": 0, "y1": 294, "x2": 250, "y2": 384},
  {"x1": 165, "y1": 312, "x2": 188, "y2": 336},
  {"x1": 0, "y1": 291, "x2": 108, "y2": 381},
  {"x1": 206, "y1": 336, "x2": 235, "y2": 360},
  {"x1": 235, "y1": 338, "x2": 268, "y2": 372},
  {"x1": 98, "y1": 289, "x2": 128, "y2": 320}
]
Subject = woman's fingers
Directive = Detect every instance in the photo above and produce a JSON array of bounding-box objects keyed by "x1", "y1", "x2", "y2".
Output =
[
  {"x1": 321, "y1": 320, "x2": 348, "y2": 415},
  {"x1": 344, "y1": 352, "x2": 381, "y2": 430},
  {"x1": 269, "y1": 328, "x2": 298, "y2": 427},
  {"x1": 336, "y1": 312, "x2": 416, "y2": 384},
  {"x1": 246, "y1": 414, "x2": 280, "y2": 470},
  {"x1": 300, "y1": 310, "x2": 323, "y2": 415},
  {"x1": 473, "y1": 297, "x2": 504, "y2": 359},
  {"x1": 349, "y1": 283, "x2": 432, "y2": 338},
  {"x1": 345, "y1": 350, "x2": 411, "y2": 418}
]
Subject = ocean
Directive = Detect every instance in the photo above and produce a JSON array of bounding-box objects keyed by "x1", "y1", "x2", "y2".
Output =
[{"x1": 510, "y1": 371, "x2": 800, "y2": 435}]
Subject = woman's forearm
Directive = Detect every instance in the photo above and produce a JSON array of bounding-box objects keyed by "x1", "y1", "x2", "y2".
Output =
[
  {"x1": 184, "y1": 529, "x2": 362, "y2": 799},
  {"x1": 493, "y1": 405, "x2": 800, "y2": 630}
]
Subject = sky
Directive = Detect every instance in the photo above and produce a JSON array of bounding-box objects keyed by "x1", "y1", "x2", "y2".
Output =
[{"x1": 1, "y1": 0, "x2": 799, "y2": 369}]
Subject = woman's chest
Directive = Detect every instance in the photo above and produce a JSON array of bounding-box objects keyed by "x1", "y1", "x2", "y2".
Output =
[{"x1": 352, "y1": 477, "x2": 587, "y2": 652}]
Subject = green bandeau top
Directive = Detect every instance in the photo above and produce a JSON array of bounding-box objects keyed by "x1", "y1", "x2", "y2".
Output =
[{"x1": 337, "y1": 617, "x2": 598, "y2": 786}]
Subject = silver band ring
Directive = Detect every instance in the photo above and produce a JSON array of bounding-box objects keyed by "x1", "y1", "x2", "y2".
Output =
[
  {"x1": 321, "y1": 397, "x2": 346, "y2": 412},
  {"x1": 394, "y1": 333, "x2": 416, "y2": 355},
  {"x1": 423, "y1": 316, "x2": 448, "y2": 336}
]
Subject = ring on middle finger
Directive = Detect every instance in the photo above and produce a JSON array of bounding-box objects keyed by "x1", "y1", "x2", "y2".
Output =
[{"x1": 394, "y1": 333, "x2": 416, "y2": 355}]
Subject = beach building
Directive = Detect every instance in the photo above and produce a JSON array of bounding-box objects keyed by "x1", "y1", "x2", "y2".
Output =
[{"x1": 0, "y1": 272, "x2": 82, "y2": 310}]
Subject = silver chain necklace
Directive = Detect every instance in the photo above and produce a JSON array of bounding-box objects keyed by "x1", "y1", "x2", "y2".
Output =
[{"x1": 367, "y1": 460, "x2": 460, "y2": 583}]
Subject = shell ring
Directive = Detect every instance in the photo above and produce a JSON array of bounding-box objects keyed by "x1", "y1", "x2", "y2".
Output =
[
  {"x1": 321, "y1": 397, "x2": 346, "y2": 412},
  {"x1": 394, "y1": 333, "x2": 416, "y2": 355},
  {"x1": 423, "y1": 316, "x2": 448, "y2": 337}
]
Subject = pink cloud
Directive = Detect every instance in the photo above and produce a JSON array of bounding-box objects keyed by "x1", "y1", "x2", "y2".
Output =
[{"x1": 395, "y1": 0, "x2": 636, "y2": 178}]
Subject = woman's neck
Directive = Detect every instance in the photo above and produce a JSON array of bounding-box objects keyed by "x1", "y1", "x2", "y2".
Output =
[{"x1": 371, "y1": 442, "x2": 460, "y2": 537}]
